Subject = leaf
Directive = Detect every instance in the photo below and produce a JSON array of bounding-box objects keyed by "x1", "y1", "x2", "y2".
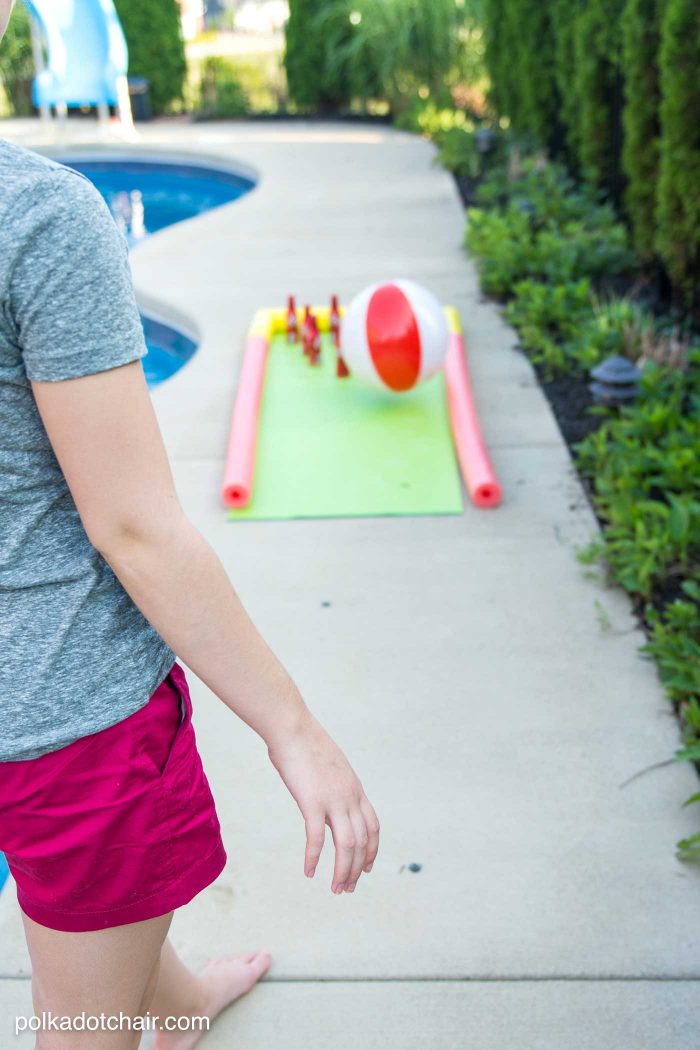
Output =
[
  {"x1": 668, "y1": 496, "x2": 689, "y2": 541},
  {"x1": 676, "y1": 833, "x2": 700, "y2": 861},
  {"x1": 674, "y1": 743, "x2": 700, "y2": 763},
  {"x1": 681, "y1": 579, "x2": 700, "y2": 602}
]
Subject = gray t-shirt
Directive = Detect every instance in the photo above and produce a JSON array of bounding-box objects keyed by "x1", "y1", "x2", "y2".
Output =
[{"x1": 0, "y1": 139, "x2": 176, "y2": 761}]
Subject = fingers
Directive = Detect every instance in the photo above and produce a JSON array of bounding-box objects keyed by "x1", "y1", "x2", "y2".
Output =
[
  {"x1": 359, "y1": 795, "x2": 380, "y2": 873},
  {"x1": 303, "y1": 810, "x2": 326, "y2": 878},
  {"x1": 342, "y1": 807, "x2": 369, "y2": 892},
  {"x1": 328, "y1": 796, "x2": 380, "y2": 893},
  {"x1": 328, "y1": 811, "x2": 360, "y2": 894},
  {"x1": 308, "y1": 794, "x2": 380, "y2": 893}
]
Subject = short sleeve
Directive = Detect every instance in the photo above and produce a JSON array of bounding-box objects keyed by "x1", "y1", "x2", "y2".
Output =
[{"x1": 10, "y1": 168, "x2": 148, "y2": 382}]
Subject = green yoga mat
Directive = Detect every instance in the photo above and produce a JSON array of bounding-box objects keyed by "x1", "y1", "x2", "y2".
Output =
[{"x1": 227, "y1": 333, "x2": 464, "y2": 520}]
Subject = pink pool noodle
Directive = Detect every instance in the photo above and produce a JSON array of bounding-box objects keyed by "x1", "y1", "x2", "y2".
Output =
[
  {"x1": 444, "y1": 332, "x2": 502, "y2": 508},
  {"x1": 221, "y1": 334, "x2": 269, "y2": 508}
]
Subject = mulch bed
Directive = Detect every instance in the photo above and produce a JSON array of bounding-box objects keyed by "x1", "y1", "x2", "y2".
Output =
[{"x1": 530, "y1": 364, "x2": 603, "y2": 451}]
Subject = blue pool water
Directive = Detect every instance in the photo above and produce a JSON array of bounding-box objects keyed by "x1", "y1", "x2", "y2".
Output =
[
  {"x1": 0, "y1": 852, "x2": 7, "y2": 891},
  {"x1": 59, "y1": 157, "x2": 254, "y2": 240},
  {"x1": 57, "y1": 156, "x2": 255, "y2": 386},
  {"x1": 140, "y1": 313, "x2": 199, "y2": 386}
]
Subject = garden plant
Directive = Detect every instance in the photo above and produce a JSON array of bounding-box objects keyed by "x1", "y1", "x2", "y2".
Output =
[{"x1": 387, "y1": 0, "x2": 700, "y2": 857}]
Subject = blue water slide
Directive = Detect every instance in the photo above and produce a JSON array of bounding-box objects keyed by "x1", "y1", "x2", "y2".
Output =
[{"x1": 23, "y1": 0, "x2": 129, "y2": 112}]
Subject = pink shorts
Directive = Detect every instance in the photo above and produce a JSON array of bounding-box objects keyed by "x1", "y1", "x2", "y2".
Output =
[{"x1": 0, "y1": 661, "x2": 227, "y2": 932}]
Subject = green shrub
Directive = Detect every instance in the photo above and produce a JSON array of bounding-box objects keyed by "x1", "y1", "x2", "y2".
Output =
[
  {"x1": 580, "y1": 494, "x2": 700, "y2": 599},
  {"x1": 645, "y1": 586, "x2": 700, "y2": 860},
  {"x1": 434, "y1": 126, "x2": 482, "y2": 179},
  {"x1": 232, "y1": 56, "x2": 286, "y2": 113},
  {"x1": 575, "y1": 353, "x2": 700, "y2": 598},
  {"x1": 655, "y1": 0, "x2": 700, "y2": 314},
  {"x1": 644, "y1": 584, "x2": 700, "y2": 859},
  {"x1": 198, "y1": 57, "x2": 248, "y2": 118},
  {"x1": 454, "y1": 67, "x2": 700, "y2": 856},
  {"x1": 114, "y1": 0, "x2": 186, "y2": 115},
  {"x1": 504, "y1": 278, "x2": 592, "y2": 374},
  {"x1": 461, "y1": 131, "x2": 700, "y2": 855},
  {"x1": 284, "y1": 0, "x2": 353, "y2": 112},
  {"x1": 466, "y1": 157, "x2": 632, "y2": 302},
  {"x1": 644, "y1": 590, "x2": 700, "y2": 714},
  {"x1": 502, "y1": 283, "x2": 651, "y2": 377},
  {"x1": 188, "y1": 51, "x2": 285, "y2": 115},
  {"x1": 448, "y1": 8, "x2": 489, "y2": 95},
  {"x1": 0, "y1": 2, "x2": 34, "y2": 117},
  {"x1": 476, "y1": 158, "x2": 618, "y2": 227},
  {"x1": 564, "y1": 296, "x2": 651, "y2": 371},
  {"x1": 464, "y1": 206, "x2": 535, "y2": 298},
  {"x1": 395, "y1": 98, "x2": 473, "y2": 138},
  {"x1": 504, "y1": 285, "x2": 661, "y2": 379},
  {"x1": 465, "y1": 205, "x2": 631, "y2": 300},
  {"x1": 576, "y1": 356, "x2": 700, "y2": 494},
  {"x1": 326, "y1": 0, "x2": 468, "y2": 116},
  {"x1": 621, "y1": 0, "x2": 664, "y2": 259}
]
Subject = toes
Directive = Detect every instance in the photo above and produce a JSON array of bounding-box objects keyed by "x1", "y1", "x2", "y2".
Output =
[{"x1": 249, "y1": 951, "x2": 272, "y2": 978}]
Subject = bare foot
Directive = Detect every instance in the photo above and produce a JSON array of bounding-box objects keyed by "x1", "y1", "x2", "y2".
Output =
[{"x1": 151, "y1": 951, "x2": 272, "y2": 1050}]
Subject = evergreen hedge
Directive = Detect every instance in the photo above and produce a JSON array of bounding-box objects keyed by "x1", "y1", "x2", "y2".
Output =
[
  {"x1": 480, "y1": 0, "x2": 700, "y2": 314},
  {"x1": 621, "y1": 0, "x2": 663, "y2": 259},
  {"x1": 327, "y1": 0, "x2": 466, "y2": 116},
  {"x1": 482, "y1": 0, "x2": 519, "y2": 127},
  {"x1": 483, "y1": 0, "x2": 559, "y2": 148},
  {"x1": 284, "y1": 0, "x2": 352, "y2": 112},
  {"x1": 522, "y1": 1, "x2": 561, "y2": 153},
  {"x1": 285, "y1": 0, "x2": 472, "y2": 117},
  {"x1": 551, "y1": 0, "x2": 583, "y2": 167},
  {"x1": 655, "y1": 0, "x2": 700, "y2": 314},
  {"x1": 571, "y1": 0, "x2": 625, "y2": 197},
  {"x1": 113, "y1": 0, "x2": 186, "y2": 115}
]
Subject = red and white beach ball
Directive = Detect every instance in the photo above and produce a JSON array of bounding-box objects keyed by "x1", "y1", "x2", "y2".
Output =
[{"x1": 341, "y1": 279, "x2": 449, "y2": 392}]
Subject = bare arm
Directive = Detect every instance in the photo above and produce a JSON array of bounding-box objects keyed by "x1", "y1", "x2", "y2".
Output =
[
  {"x1": 32, "y1": 357, "x2": 310, "y2": 747},
  {"x1": 31, "y1": 359, "x2": 379, "y2": 893}
]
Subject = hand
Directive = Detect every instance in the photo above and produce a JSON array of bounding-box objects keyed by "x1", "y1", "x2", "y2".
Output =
[{"x1": 267, "y1": 714, "x2": 380, "y2": 894}]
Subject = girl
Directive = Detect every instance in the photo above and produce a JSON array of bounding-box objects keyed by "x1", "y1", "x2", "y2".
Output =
[{"x1": 0, "y1": 2, "x2": 380, "y2": 1046}]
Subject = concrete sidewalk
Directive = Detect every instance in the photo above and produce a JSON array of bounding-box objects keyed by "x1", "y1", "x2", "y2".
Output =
[{"x1": 1, "y1": 118, "x2": 699, "y2": 1048}]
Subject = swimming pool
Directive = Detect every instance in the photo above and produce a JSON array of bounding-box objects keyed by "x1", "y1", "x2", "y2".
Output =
[
  {"x1": 140, "y1": 313, "x2": 199, "y2": 385},
  {"x1": 55, "y1": 154, "x2": 255, "y2": 385},
  {"x1": 59, "y1": 155, "x2": 255, "y2": 242}
]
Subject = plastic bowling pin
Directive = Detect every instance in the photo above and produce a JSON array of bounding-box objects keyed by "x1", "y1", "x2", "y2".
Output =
[{"x1": 286, "y1": 295, "x2": 299, "y2": 344}]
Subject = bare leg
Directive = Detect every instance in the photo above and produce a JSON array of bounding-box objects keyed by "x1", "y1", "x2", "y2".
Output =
[
  {"x1": 21, "y1": 908, "x2": 173, "y2": 1050},
  {"x1": 150, "y1": 938, "x2": 272, "y2": 1050}
]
